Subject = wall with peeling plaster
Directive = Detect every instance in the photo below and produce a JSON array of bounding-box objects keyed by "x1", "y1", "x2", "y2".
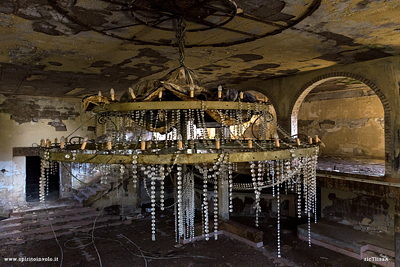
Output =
[
  {"x1": 298, "y1": 92, "x2": 384, "y2": 159},
  {"x1": 239, "y1": 57, "x2": 400, "y2": 177},
  {"x1": 321, "y1": 188, "x2": 395, "y2": 234},
  {"x1": 0, "y1": 95, "x2": 93, "y2": 206}
]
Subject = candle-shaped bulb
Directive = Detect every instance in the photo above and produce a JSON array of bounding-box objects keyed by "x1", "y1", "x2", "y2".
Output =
[
  {"x1": 215, "y1": 136, "x2": 220, "y2": 150},
  {"x1": 128, "y1": 87, "x2": 136, "y2": 100},
  {"x1": 107, "y1": 136, "x2": 112, "y2": 150},
  {"x1": 309, "y1": 137, "x2": 313, "y2": 145},
  {"x1": 98, "y1": 91, "x2": 102, "y2": 97},
  {"x1": 248, "y1": 139, "x2": 253, "y2": 149},
  {"x1": 218, "y1": 85, "x2": 222, "y2": 99},
  {"x1": 296, "y1": 138, "x2": 301, "y2": 146},
  {"x1": 40, "y1": 139, "x2": 46, "y2": 147},
  {"x1": 158, "y1": 90, "x2": 163, "y2": 100},
  {"x1": 60, "y1": 136, "x2": 65, "y2": 149},
  {"x1": 275, "y1": 138, "x2": 280, "y2": 148},
  {"x1": 141, "y1": 134, "x2": 146, "y2": 150},
  {"x1": 46, "y1": 138, "x2": 51, "y2": 148},
  {"x1": 177, "y1": 134, "x2": 183, "y2": 150},
  {"x1": 239, "y1": 91, "x2": 244, "y2": 100},
  {"x1": 190, "y1": 85, "x2": 194, "y2": 98},
  {"x1": 315, "y1": 135, "x2": 320, "y2": 143},
  {"x1": 54, "y1": 137, "x2": 58, "y2": 144},
  {"x1": 110, "y1": 88, "x2": 115, "y2": 101},
  {"x1": 81, "y1": 135, "x2": 89, "y2": 150}
]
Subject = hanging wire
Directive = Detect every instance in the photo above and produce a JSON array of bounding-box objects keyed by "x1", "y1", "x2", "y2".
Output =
[{"x1": 176, "y1": 17, "x2": 187, "y2": 67}]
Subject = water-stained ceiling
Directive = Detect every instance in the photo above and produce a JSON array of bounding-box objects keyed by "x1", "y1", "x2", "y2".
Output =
[{"x1": 0, "y1": 0, "x2": 399, "y2": 98}]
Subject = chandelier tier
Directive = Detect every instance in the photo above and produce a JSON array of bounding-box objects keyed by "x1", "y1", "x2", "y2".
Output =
[
  {"x1": 38, "y1": 14, "x2": 320, "y2": 258},
  {"x1": 39, "y1": 93, "x2": 319, "y2": 258}
]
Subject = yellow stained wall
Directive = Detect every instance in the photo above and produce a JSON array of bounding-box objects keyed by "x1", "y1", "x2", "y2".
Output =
[
  {"x1": 0, "y1": 96, "x2": 92, "y2": 206},
  {"x1": 298, "y1": 95, "x2": 384, "y2": 159}
]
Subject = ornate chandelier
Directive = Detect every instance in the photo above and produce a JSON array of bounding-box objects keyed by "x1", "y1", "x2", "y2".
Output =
[{"x1": 38, "y1": 17, "x2": 319, "y2": 258}]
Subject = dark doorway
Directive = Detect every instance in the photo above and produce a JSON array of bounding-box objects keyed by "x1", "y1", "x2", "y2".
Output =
[{"x1": 26, "y1": 156, "x2": 60, "y2": 202}]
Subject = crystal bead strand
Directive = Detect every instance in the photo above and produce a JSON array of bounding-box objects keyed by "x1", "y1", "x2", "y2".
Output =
[
  {"x1": 195, "y1": 109, "x2": 206, "y2": 149},
  {"x1": 265, "y1": 160, "x2": 270, "y2": 187},
  {"x1": 164, "y1": 110, "x2": 169, "y2": 149},
  {"x1": 276, "y1": 159, "x2": 281, "y2": 258},
  {"x1": 284, "y1": 159, "x2": 290, "y2": 195},
  {"x1": 213, "y1": 164, "x2": 219, "y2": 240},
  {"x1": 250, "y1": 161, "x2": 257, "y2": 226},
  {"x1": 150, "y1": 165, "x2": 156, "y2": 241},
  {"x1": 238, "y1": 99, "x2": 243, "y2": 138},
  {"x1": 255, "y1": 161, "x2": 263, "y2": 227},
  {"x1": 171, "y1": 110, "x2": 176, "y2": 147},
  {"x1": 291, "y1": 158, "x2": 296, "y2": 192},
  {"x1": 200, "y1": 102, "x2": 213, "y2": 149},
  {"x1": 177, "y1": 164, "x2": 183, "y2": 241},
  {"x1": 262, "y1": 110, "x2": 267, "y2": 149},
  {"x1": 305, "y1": 156, "x2": 311, "y2": 247},
  {"x1": 160, "y1": 165, "x2": 165, "y2": 211},
  {"x1": 132, "y1": 152, "x2": 138, "y2": 188},
  {"x1": 189, "y1": 109, "x2": 195, "y2": 141},
  {"x1": 202, "y1": 165, "x2": 209, "y2": 240},
  {"x1": 46, "y1": 162, "x2": 50, "y2": 196},
  {"x1": 39, "y1": 158, "x2": 47, "y2": 203},
  {"x1": 303, "y1": 157, "x2": 309, "y2": 214},
  {"x1": 154, "y1": 111, "x2": 160, "y2": 149},
  {"x1": 228, "y1": 162, "x2": 233, "y2": 213},
  {"x1": 187, "y1": 172, "x2": 195, "y2": 240},
  {"x1": 174, "y1": 185, "x2": 178, "y2": 243},
  {"x1": 297, "y1": 159, "x2": 302, "y2": 218},
  {"x1": 183, "y1": 172, "x2": 188, "y2": 240},
  {"x1": 312, "y1": 155, "x2": 317, "y2": 223},
  {"x1": 183, "y1": 109, "x2": 188, "y2": 147},
  {"x1": 201, "y1": 200, "x2": 204, "y2": 237},
  {"x1": 246, "y1": 102, "x2": 252, "y2": 125},
  {"x1": 119, "y1": 164, "x2": 125, "y2": 181},
  {"x1": 177, "y1": 110, "x2": 181, "y2": 145},
  {"x1": 271, "y1": 160, "x2": 275, "y2": 197}
]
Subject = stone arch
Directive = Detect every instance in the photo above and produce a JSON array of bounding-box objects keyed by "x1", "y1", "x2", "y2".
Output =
[{"x1": 289, "y1": 72, "x2": 391, "y2": 176}]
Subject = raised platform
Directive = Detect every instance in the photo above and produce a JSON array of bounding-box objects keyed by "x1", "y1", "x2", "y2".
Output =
[
  {"x1": 181, "y1": 219, "x2": 264, "y2": 249},
  {"x1": 298, "y1": 219, "x2": 394, "y2": 267}
]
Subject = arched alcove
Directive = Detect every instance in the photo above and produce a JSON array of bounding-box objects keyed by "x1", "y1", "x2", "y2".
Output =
[{"x1": 289, "y1": 73, "x2": 391, "y2": 177}]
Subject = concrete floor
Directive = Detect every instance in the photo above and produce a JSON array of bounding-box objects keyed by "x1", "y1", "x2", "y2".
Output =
[{"x1": 0, "y1": 206, "x2": 374, "y2": 267}]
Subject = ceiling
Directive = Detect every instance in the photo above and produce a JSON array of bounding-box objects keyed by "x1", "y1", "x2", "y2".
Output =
[{"x1": 0, "y1": 0, "x2": 399, "y2": 98}]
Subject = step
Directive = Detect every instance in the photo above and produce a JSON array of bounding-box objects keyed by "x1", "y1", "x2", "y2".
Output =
[
  {"x1": 10, "y1": 204, "x2": 86, "y2": 218},
  {"x1": 79, "y1": 188, "x2": 96, "y2": 198},
  {"x1": 0, "y1": 215, "x2": 121, "y2": 240},
  {"x1": 2, "y1": 219, "x2": 132, "y2": 245},
  {"x1": 1, "y1": 207, "x2": 96, "y2": 226},
  {"x1": 74, "y1": 194, "x2": 86, "y2": 203},
  {"x1": 0, "y1": 211, "x2": 101, "y2": 233},
  {"x1": 298, "y1": 220, "x2": 394, "y2": 263}
]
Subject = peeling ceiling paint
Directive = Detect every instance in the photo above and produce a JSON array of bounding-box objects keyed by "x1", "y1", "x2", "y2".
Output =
[{"x1": 0, "y1": 0, "x2": 399, "y2": 97}]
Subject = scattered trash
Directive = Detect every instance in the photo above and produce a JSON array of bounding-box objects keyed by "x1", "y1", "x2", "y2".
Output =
[{"x1": 126, "y1": 214, "x2": 144, "y2": 220}]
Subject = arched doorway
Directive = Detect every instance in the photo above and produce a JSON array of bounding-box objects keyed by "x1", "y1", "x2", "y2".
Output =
[{"x1": 290, "y1": 74, "x2": 390, "y2": 177}]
